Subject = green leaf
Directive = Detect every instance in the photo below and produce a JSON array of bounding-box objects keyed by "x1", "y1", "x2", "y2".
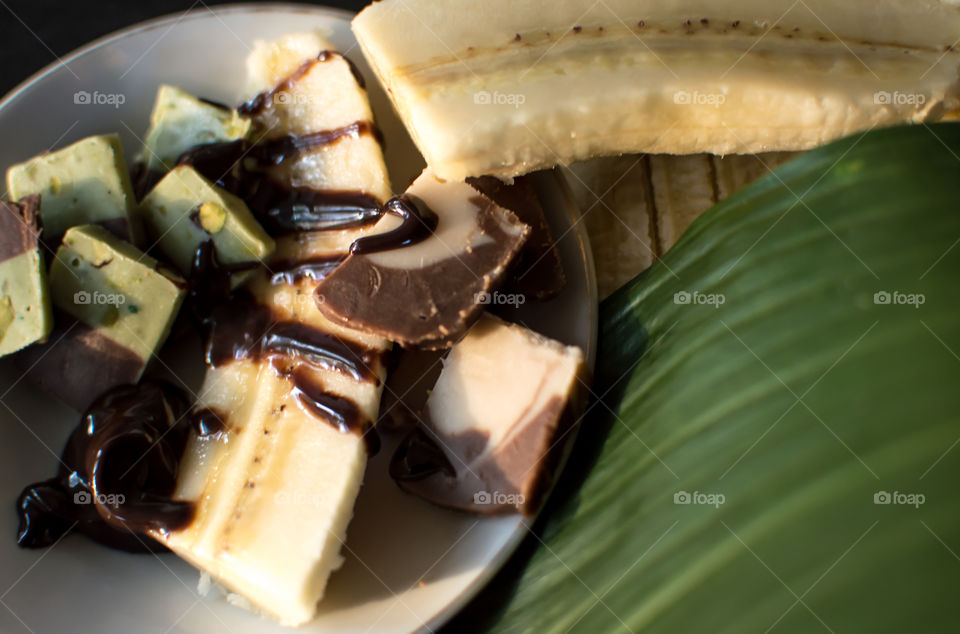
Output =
[{"x1": 475, "y1": 124, "x2": 960, "y2": 633}]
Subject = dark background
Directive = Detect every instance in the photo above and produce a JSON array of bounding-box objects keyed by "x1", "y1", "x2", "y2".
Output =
[
  {"x1": 0, "y1": 0, "x2": 368, "y2": 96},
  {"x1": 0, "y1": 0, "x2": 546, "y2": 630}
]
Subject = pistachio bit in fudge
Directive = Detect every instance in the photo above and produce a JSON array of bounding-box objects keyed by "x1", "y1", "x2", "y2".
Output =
[
  {"x1": 392, "y1": 314, "x2": 585, "y2": 515},
  {"x1": 16, "y1": 225, "x2": 185, "y2": 411},
  {"x1": 132, "y1": 85, "x2": 252, "y2": 197},
  {"x1": 139, "y1": 165, "x2": 274, "y2": 279},
  {"x1": 467, "y1": 174, "x2": 566, "y2": 301},
  {"x1": 316, "y1": 168, "x2": 531, "y2": 349},
  {"x1": 6, "y1": 134, "x2": 143, "y2": 244},
  {"x1": 0, "y1": 195, "x2": 53, "y2": 357}
]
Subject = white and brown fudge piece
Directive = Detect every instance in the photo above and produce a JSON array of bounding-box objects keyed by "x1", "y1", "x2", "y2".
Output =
[
  {"x1": 316, "y1": 168, "x2": 530, "y2": 348},
  {"x1": 392, "y1": 313, "x2": 585, "y2": 515},
  {"x1": 467, "y1": 174, "x2": 565, "y2": 301}
]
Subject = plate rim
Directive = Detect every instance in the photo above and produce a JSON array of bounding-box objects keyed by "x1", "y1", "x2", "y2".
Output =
[
  {"x1": 0, "y1": 3, "x2": 357, "y2": 115},
  {"x1": 0, "y1": 4, "x2": 599, "y2": 633}
]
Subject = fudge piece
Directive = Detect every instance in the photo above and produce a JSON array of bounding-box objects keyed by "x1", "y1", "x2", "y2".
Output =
[
  {"x1": 0, "y1": 195, "x2": 52, "y2": 356},
  {"x1": 6, "y1": 134, "x2": 142, "y2": 244},
  {"x1": 17, "y1": 225, "x2": 185, "y2": 410},
  {"x1": 392, "y1": 313, "x2": 585, "y2": 515},
  {"x1": 134, "y1": 85, "x2": 252, "y2": 196},
  {"x1": 467, "y1": 174, "x2": 565, "y2": 301},
  {"x1": 316, "y1": 168, "x2": 530, "y2": 348},
  {"x1": 139, "y1": 165, "x2": 275, "y2": 277}
]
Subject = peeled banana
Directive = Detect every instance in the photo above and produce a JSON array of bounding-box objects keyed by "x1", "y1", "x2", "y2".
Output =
[
  {"x1": 353, "y1": 0, "x2": 960, "y2": 180},
  {"x1": 149, "y1": 33, "x2": 393, "y2": 627}
]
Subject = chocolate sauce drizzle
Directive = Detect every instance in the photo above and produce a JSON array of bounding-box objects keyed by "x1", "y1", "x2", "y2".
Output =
[
  {"x1": 269, "y1": 255, "x2": 345, "y2": 285},
  {"x1": 255, "y1": 121, "x2": 382, "y2": 166},
  {"x1": 238, "y1": 50, "x2": 365, "y2": 116},
  {"x1": 350, "y1": 195, "x2": 439, "y2": 254},
  {"x1": 271, "y1": 359, "x2": 380, "y2": 455},
  {"x1": 16, "y1": 381, "x2": 205, "y2": 552},
  {"x1": 176, "y1": 131, "x2": 383, "y2": 235},
  {"x1": 200, "y1": 282, "x2": 383, "y2": 454}
]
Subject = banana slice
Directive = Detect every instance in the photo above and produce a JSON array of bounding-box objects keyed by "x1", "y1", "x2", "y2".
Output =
[
  {"x1": 353, "y1": 0, "x2": 960, "y2": 180},
  {"x1": 150, "y1": 33, "x2": 393, "y2": 627}
]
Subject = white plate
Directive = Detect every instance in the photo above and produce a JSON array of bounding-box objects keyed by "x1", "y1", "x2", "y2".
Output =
[{"x1": 0, "y1": 5, "x2": 597, "y2": 633}]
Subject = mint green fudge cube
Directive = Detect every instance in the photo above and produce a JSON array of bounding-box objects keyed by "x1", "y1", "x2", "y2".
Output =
[
  {"x1": 140, "y1": 165, "x2": 274, "y2": 280},
  {"x1": 6, "y1": 134, "x2": 143, "y2": 245},
  {"x1": 138, "y1": 85, "x2": 251, "y2": 173},
  {"x1": 17, "y1": 225, "x2": 185, "y2": 409}
]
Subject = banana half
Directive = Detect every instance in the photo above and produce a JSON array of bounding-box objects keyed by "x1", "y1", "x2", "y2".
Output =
[{"x1": 353, "y1": 0, "x2": 960, "y2": 180}]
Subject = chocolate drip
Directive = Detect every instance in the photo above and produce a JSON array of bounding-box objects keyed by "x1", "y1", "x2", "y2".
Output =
[
  {"x1": 263, "y1": 322, "x2": 379, "y2": 383},
  {"x1": 349, "y1": 195, "x2": 439, "y2": 254},
  {"x1": 275, "y1": 360, "x2": 380, "y2": 455},
  {"x1": 188, "y1": 241, "x2": 258, "y2": 329},
  {"x1": 321, "y1": 50, "x2": 367, "y2": 90},
  {"x1": 256, "y1": 188, "x2": 383, "y2": 234},
  {"x1": 238, "y1": 50, "x2": 365, "y2": 116},
  {"x1": 269, "y1": 255, "x2": 345, "y2": 284},
  {"x1": 238, "y1": 57, "x2": 318, "y2": 116},
  {"x1": 192, "y1": 407, "x2": 227, "y2": 437},
  {"x1": 205, "y1": 292, "x2": 378, "y2": 382},
  {"x1": 197, "y1": 96, "x2": 231, "y2": 111},
  {"x1": 205, "y1": 291, "x2": 272, "y2": 367},
  {"x1": 177, "y1": 138, "x2": 248, "y2": 193},
  {"x1": 254, "y1": 121, "x2": 381, "y2": 166},
  {"x1": 177, "y1": 139, "x2": 383, "y2": 235},
  {"x1": 130, "y1": 162, "x2": 164, "y2": 200},
  {"x1": 16, "y1": 381, "x2": 199, "y2": 552},
  {"x1": 390, "y1": 427, "x2": 456, "y2": 481}
]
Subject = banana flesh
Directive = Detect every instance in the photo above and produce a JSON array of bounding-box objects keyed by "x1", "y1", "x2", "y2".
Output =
[
  {"x1": 353, "y1": 0, "x2": 960, "y2": 180},
  {"x1": 150, "y1": 33, "x2": 393, "y2": 627}
]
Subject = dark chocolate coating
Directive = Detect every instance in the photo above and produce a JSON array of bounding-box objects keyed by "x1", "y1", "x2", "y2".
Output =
[
  {"x1": 467, "y1": 174, "x2": 566, "y2": 301},
  {"x1": 0, "y1": 194, "x2": 42, "y2": 263}
]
